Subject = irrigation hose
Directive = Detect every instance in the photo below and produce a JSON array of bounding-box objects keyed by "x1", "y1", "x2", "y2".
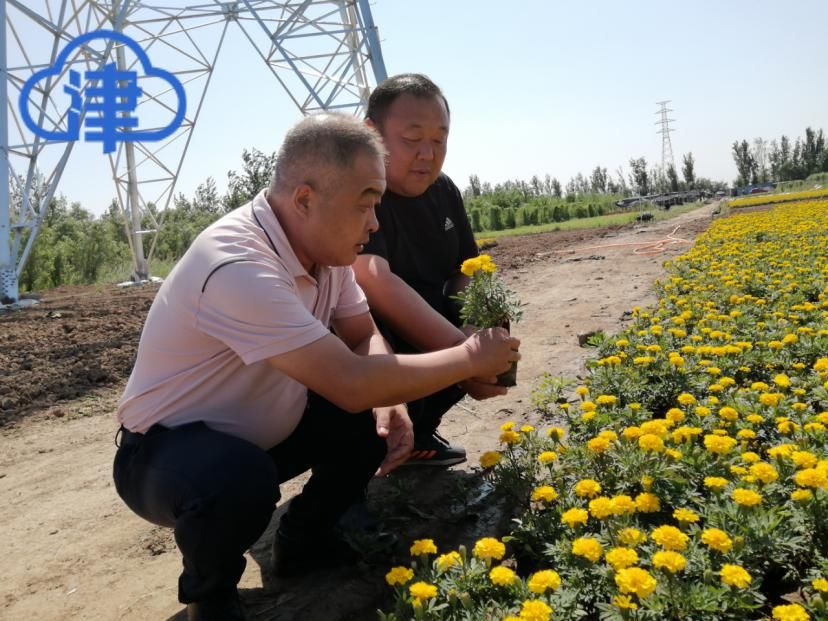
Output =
[{"x1": 554, "y1": 225, "x2": 691, "y2": 257}]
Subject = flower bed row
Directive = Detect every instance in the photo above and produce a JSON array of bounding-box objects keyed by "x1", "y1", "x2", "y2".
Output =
[
  {"x1": 729, "y1": 188, "x2": 828, "y2": 209},
  {"x1": 381, "y1": 199, "x2": 828, "y2": 621}
]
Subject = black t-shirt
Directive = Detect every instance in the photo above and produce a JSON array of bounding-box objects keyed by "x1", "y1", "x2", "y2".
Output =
[{"x1": 361, "y1": 174, "x2": 478, "y2": 344}]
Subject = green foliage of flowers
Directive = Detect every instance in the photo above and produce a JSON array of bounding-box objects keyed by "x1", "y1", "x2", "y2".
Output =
[
  {"x1": 455, "y1": 255, "x2": 524, "y2": 328},
  {"x1": 382, "y1": 200, "x2": 828, "y2": 620}
]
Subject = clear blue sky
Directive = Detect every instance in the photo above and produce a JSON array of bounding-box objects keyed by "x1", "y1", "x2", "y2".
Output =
[{"x1": 18, "y1": 0, "x2": 828, "y2": 214}]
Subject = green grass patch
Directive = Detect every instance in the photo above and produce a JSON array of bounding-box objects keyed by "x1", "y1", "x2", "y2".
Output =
[{"x1": 474, "y1": 201, "x2": 708, "y2": 240}]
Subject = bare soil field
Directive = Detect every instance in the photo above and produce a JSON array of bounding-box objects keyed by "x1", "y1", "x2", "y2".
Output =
[{"x1": 0, "y1": 204, "x2": 717, "y2": 620}]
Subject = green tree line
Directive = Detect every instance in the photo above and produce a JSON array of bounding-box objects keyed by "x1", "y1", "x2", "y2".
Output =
[{"x1": 731, "y1": 126, "x2": 828, "y2": 186}]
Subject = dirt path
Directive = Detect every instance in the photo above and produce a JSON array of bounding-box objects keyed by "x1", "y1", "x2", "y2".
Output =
[{"x1": 0, "y1": 204, "x2": 717, "y2": 620}]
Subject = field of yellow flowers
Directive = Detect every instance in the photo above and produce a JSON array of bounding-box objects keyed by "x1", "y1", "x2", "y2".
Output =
[
  {"x1": 730, "y1": 188, "x2": 828, "y2": 209},
  {"x1": 381, "y1": 198, "x2": 828, "y2": 621}
]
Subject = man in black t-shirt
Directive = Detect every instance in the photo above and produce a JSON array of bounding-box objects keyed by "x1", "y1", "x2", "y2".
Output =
[{"x1": 355, "y1": 74, "x2": 508, "y2": 467}]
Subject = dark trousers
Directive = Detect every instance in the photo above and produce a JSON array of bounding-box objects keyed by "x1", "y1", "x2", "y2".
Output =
[
  {"x1": 374, "y1": 313, "x2": 466, "y2": 436},
  {"x1": 112, "y1": 393, "x2": 385, "y2": 603}
]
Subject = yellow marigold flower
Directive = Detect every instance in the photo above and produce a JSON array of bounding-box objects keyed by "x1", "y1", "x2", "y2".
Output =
[
  {"x1": 812, "y1": 578, "x2": 828, "y2": 592},
  {"x1": 571, "y1": 537, "x2": 603, "y2": 562},
  {"x1": 760, "y1": 392, "x2": 783, "y2": 406},
  {"x1": 707, "y1": 366, "x2": 722, "y2": 376},
  {"x1": 519, "y1": 599, "x2": 553, "y2": 621},
  {"x1": 478, "y1": 254, "x2": 496, "y2": 272},
  {"x1": 581, "y1": 411, "x2": 596, "y2": 422},
  {"x1": 772, "y1": 603, "x2": 810, "y2": 621},
  {"x1": 719, "y1": 406, "x2": 739, "y2": 421},
  {"x1": 704, "y1": 476, "x2": 729, "y2": 490},
  {"x1": 640, "y1": 475, "x2": 654, "y2": 490},
  {"x1": 730, "y1": 465, "x2": 748, "y2": 476},
  {"x1": 410, "y1": 539, "x2": 437, "y2": 556},
  {"x1": 587, "y1": 436, "x2": 611, "y2": 453},
  {"x1": 436, "y1": 551, "x2": 462, "y2": 572},
  {"x1": 638, "y1": 433, "x2": 665, "y2": 452},
  {"x1": 589, "y1": 496, "x2": 615, "y2": 520},
  {"x1": 731, "y1": 488, "x2": 763, "y2": 506},
  {"x1": 611, "y1": 495, "x2": 636, "y2": 516},
  {"x1": 695, "y1": 406, "x2": 712, "y2": 417},
  {"x1": 531, "y1": 486, "x2": 559, "y2": 503},
  {"x1": 666, "y1": 408, "x2": 685, "y2": 423},
  {"x1": 673, "y1": 508, "x2": 700, "y2": 523},
  {"x1": 746, "y1": 414, "x2": 764, "y2": 424},
  {"x1": 581, "y1": 400, "x2": 597, "y2": 412},
  {"x1": 817, "y1": 412, "x2": 828, "y2": 424},
  {"x1": 576, "y1": 385, "x2": 589, "y2": 397},
  {"x1": 561, "y1": 507, "x2": 589, "y2": 528},
  {"x1": 500, "y1": 421, "x2": 515, "y2": 431},
  {"x1": 606, "y1": 547, "x2": 639, "y2": 570},
  {"x1": 547, "y1": 426, "x2": 565, "y2": 440},
  {"x1": 616, "y1": 339, "x2": 630, "y2": 347},
  {"x1": 615, "y1": 567, "x2": 657, "y2": 598},
  {"x1": 709, "y1": 383, "x2": 724, "y2": 393},
  {"x1": 613, "y1": 595, "x2": 638, "y2": 610},
  {"x1": 792, "y1": 451, "x2": 818, "y2": 469},
  {"x1": 460, "y1": 257, "x2": 481, "y2": 276},
  {"x1": 737, "y1": 429, "x2": 757, "y2": 440},
  {"x1": 480, "y1": 451, "x2": 502, "y2": 469},
  {"x1": 489, "y1": 565, "x2": 517, "y2": 586},
  {"x1": 720, "y1": 564, "x2": 752, "y2": 588},
  {"x1": 635, "y1": 492, "x2": 661, "y2": 513},
  {"x1": 596, "y1": 395, "x2": 618, "y2": 406},
  {"x1": 792, "y1": 402, "x2": 807, "y2": 412},
  {"x1": 665, "y1": 448, "x2": 682, "y2": 460},
  {"x1": 500, "y1": 430, "x2": 520, "y2": 445},
  {"x1": 794, "y1": 468, "x2": 828, "y2": 489},
  {"x1": 629, "y1": 403, "x2": 642, "y2": 411},
  {"x1": 749, "y1": 462, "x2": 778, "y2": 484},
  {"x1": 641, "y1": 419, "x2": 670, "y2": 436},
  {"x1": 409, "y1": 581, "x2": 438, "y2": 605},
  {"x1": 677, "y1": 393, "x2": 697, "y2": 406},
  {"x1": 805, "y1": 422, "x2": 826, "y2": 433},
  {"x1": 558, "y1": 402, "x2": 570, "y2": 411},
  {"x1": 634, "y1": 356, "x2": 654, "y2": 365},
  {"x1": 520, "y1": 425, "x2": 535, "y2": 433},
  {"x1": 618, "y1": 527, "x2": 647, "y2": 546},
  {"x1": 701, "y1": 528, "x2": 733, "y2": 553},
  {"x1": 599, "y1": 430, "x2": 619, "y2": 442},
  {"x1": 719, "y1": 377, "x2": 736, "y2": 387},
  {"x1": 651, "y1": 525, "x2": 689, "y2": 551},
  {"x1": 527, "y1": 569, "x2": 561, "y2": 594},
  {"x1": 791, "y1": 489, "x2": 813, "y2": 502},
  {"x1": 704, "y1": 434, "x2": 737, "y2": 454},
  {"x1": 623, "y1": 426, "x2": 643, "y2": 440},
  {"x1": 575, "y1": 479, "x2": 602, "y2": 498},
  {"x1": 653, "y1": 550, "x2": 687, "y2": 573},
  {"x1": 386, "y1": 566, "x2": 414, "y2": 586},
  {"x1": 768, "y1": 443, "x2": 796, "y2": 459},
  {"x1": 473, "y1": 537, "x2": 505, "y2": 561},
  {"x1": 741, "y1": 451, "x2": 760, "y2": 463},
  {"x1": 538, "y1": 451, "x2": 558, "y2": 465}
]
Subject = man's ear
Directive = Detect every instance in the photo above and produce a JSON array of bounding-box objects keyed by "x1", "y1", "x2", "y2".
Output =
[
  {"x1": 365, "y1": 117, "x2": 376, "y2": 131},
  {"x1": 291, "y1": 184, "x2": 314, "y2": 219}
]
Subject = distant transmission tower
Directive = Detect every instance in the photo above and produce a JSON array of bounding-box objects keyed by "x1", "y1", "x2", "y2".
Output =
[
  {"x1": 1, "y1": 0, "x2": 387, "y2": 303},
  {"x1": 654, "y1": 100, "x2": 676, "y2": 172}
]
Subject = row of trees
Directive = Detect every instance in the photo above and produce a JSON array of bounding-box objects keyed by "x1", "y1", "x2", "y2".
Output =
[{"x1": 731, "y1": 126, "x2": 828, "y2": 186}]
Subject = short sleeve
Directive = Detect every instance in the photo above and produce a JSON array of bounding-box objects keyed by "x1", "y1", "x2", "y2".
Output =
[
  {"x1": 332, "y1": 267, "x2": 370, "y2": 319},
  {"x1": 196, "y1": 260, "x2": 330, "y2": 365},
  {"x1": 446, "y1": 176, "x2": 478, "y2": 264}
]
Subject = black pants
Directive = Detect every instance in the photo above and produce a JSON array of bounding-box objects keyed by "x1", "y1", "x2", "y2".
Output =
[
  {"x1": 374, "y1": 313, "x2": 466, "y2": 437},
  {"x1": 112, "y1": 393, "x2": 385, "y2": 603}
]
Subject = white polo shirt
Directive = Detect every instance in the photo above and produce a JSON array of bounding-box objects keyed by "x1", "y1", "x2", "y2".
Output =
[{"x1": 117, "y1": 190, "x2": 369, "y2": 449}]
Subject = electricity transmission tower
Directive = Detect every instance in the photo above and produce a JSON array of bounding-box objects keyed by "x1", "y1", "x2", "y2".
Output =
[
  {"x1": 654, "y1": 100, "x2": 676, "y2": 173},
  {"x1": 1, "y1": 0, "x2": 387, "y2": 303}
]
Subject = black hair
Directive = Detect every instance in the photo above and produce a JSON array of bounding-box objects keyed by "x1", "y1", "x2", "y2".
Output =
[{"x1": 366, "y1": 73, "x2": 450, "y2": 127}]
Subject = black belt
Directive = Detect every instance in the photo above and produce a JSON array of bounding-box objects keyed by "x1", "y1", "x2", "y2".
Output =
[{"x1": 116, "y1": 424, "x2": 167, "y2": 447}]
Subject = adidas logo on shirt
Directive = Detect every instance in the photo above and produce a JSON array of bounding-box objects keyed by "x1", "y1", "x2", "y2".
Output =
[{"x1": 444, "y1": 217, "x2": 455, "y2": 231}]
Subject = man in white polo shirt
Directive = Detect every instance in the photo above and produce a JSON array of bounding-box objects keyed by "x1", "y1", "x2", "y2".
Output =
[{"x1": 113, "y1": 114, "x2": 519, "y2": 621}]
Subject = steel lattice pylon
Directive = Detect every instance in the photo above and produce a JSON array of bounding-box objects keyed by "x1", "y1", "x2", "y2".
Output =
[
  {"x1": 1, "y1": 0, "x2": 387, "y2": 302},
  {"x1": 654, "y1": 99, "x2": 676, "y2": 174}
]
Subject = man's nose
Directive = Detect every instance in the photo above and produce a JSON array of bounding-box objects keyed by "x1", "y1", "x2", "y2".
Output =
[
  {"x1": 367, "y1": 206, "x2": 379, "y2": 233},
  {"x1": 417, "y1": 142, "x2": 434, "y2": 161}
]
